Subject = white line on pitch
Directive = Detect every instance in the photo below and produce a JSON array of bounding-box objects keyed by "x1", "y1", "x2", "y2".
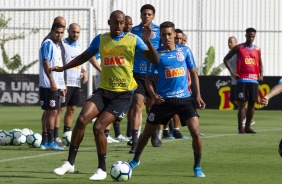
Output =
[{"x1": 1, "y1": 127, "x2": 282, "y2": 163}]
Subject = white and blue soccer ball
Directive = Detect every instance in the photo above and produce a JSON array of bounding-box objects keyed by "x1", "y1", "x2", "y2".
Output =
[
  {"x1": 0, "y1": 131, "x2": 12, "y2": 146},
  {"x1": 26, "y1": 133, "x2": 42, "y2": 148},
  {"x1": 21, "y1": 128, "x2": 34, "y2": 136},
  {"x1": 110, "y1": 161, "x2": 132, "y2": 182},
  {"x1": 62, "y1": 131, "x2": 72, "y2": 146},
  {"x1": 12, "y1": 130, "x2": 26, "y2": 145}
]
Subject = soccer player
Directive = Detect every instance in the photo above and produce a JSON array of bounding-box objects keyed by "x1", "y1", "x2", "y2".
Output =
[
  {"x1": 260, "y1": 77, "x2": 282, "y2": 157},
  {"x1": 60, "y1": 23, "x2": 88, "y2": 135},
  {"x1": 175, "y1": 28, "x2": 183, "y2": 44},
  {"x1": 39, "y1": 22, "x2": 66, "y2": 151},
  {"x1": 129, "y1": 21, "x2": 206, "y2": 178},
  {"x1": 224, "y1": 28, "x2": 263, "y2": 134},
  {"x1": 128, "y1": 4, "x2": 162, "y2": 152},
  {"x1": 225, "y1": 36, "x2": 255, "y2": 127},
  {"x1": 52, "y1": 10, "x2": 159, "y2": 181}
]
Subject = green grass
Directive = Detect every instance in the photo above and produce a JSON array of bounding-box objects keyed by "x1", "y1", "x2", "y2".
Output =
[{"x1": 0, "y1": 107, "x2": 281, "y2": 184}]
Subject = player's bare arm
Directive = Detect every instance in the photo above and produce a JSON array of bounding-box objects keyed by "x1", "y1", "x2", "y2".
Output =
[
  {"x1": 259, "y1": 54, "x2": 263, "y2": 81},
  {"x1": 190, "y1": 68, "x2": 205, "y2": 110},
  {"x1": 43, "y1": 59, "x2": 57, "y2": 92},
  {"x1": 51, "y1": 50, "x2": 93, "y2": 72},
  {"x1": 223, "y1": 46, "x2": 240, "y2": 79},
  {"x1": 261, "y1": 83, "x2": 282, "y2": 106},
  {"x1": 145, "y1": 75, "x2": 164, "y2": 105},
  {"x1": 141, "y1": 24, "x2": 159, "y2": 64},
  {"x1": 89, "y1": 56, "x2": 102, "y2": 73}
]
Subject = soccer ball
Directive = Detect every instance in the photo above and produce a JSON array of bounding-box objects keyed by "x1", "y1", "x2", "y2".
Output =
[
  {"x1": 62, "y1": 131, "x2": 72, "y2": 146},
  {"x1": 12, "y1": 130, "x2": 26, "y2": 145},
  {"x1": 21, "y1": 128, "x2": 34, "y2": 136},
  {"x1": 110, "y1": 161, "x2": 132, "y2": 182},
  {"x1": 0, "y1": 131, "x2": 12, "y2": 146},
  {"x1": 26, "y1": 133, "x2": 42, "y2": 148}
]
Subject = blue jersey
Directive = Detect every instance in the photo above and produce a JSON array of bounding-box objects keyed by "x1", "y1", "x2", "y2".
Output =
[
  {"x1": 147, "y1": 45, "x2": 196, "y2": 99},
  {"x1": 87, "y1": 32, "x2": 147, "y2": 56},
  {"x1": 131, "y1": 23, "x2": 161, "y2": 74}
]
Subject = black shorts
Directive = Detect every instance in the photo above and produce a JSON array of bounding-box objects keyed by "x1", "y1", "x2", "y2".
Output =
[
  {"x1": 147, "y1": 97, "x2": 199, "y2": 126},
  {"x1": 230, "y1": 84, "x2": 237, "y2": 102},
  {"x1": 61, "y1": 87, "x2": 80, "y2": 107},
  {"x1": 236, "y1": 82, "x2": 258, "y2": 102},
  {"x1": 133, "y1": 73, "x2": 158, "y2": 98},
  {"x1": 87, "y1": 88, "x2": 133, "y2": 119},
  {"x1": 39, "y1": 88, "x2": 61, "y2": 110}
]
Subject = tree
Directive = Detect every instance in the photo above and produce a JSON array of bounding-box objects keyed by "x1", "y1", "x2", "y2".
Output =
[
  {"x1": 0, "y1": 13, "x2": 39, "y2": 74},
  {"x1": 201, "y1": 46, "x2": 225, "y2": 76}
]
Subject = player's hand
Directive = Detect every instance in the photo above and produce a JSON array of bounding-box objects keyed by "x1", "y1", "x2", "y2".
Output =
[
  {"x1": 260, "y1": 96, "x2": 269, "y2": 106},
  {"x1": 142, "y1": 24, "x2": 152, "y2": 43},
  {"x1": 50, "y1": 82, "x2": 58, "y2": 92},
  {"x1": 153, "y1": 94, "x2": 165, "y2": 105},
  {"x1": 80, "y1": 72, "x2": 88, "y2": 84},
  {"x1": 197, "y1": 97, "x2": 206, "y2": 110},
  {"x1": 50, "y1": 66, "x2": 64, "y2": 73},
  {"x1": 231, "y1": 72, "x2": 240, "y2": 80}
]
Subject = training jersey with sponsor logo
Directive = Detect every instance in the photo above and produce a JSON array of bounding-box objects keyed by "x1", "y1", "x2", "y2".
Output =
[
  {"x1": 147, "y1": 44, "x2": 196, "y2": 99},
  {"x1": 62, "y1": 38, "x2": 82, "y2": 88},
  {"x1": 87, "y1": 32, "x2": 147, "y2": 92},
  {"x1": 39, "y1": 39, "x2": 66, "y2": 89},
  {"x1": 131, "y1": 23, "x2": 161, "y2": 74},
  {"x1": 237, "y1": 43, "x2": 261, "y2": 84}
]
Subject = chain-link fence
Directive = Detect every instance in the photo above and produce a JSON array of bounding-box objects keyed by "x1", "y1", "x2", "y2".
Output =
[{"x1": 1, "y1": 0, "x2": 281, "y2": 77}]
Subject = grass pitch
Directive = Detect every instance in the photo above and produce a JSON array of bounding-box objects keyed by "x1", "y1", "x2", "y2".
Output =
[{"x1": 0, "y1": 107, "x2": 281, "y2": 184}]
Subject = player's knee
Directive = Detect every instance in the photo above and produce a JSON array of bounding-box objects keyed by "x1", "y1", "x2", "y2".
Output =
[{"x1": 76, "y1": 115, "x2": 88, "y2": 128}]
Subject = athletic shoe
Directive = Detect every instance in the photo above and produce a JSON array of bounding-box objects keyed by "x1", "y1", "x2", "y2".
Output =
[
  {"x1": 47, "y1": 141, "x2": 65, "y2": 151},
  {"x1": 129, "y1": 159, "x2": 140, "y2": 169},
  {"x1": 115, "y1": 134, "x2": 130, "y2": 142},
  {"x1": 244, "y1": 126, "x2": 256, "y2": 134},
  {"x1": 107, "y1": 135, "x2": 119, "y2": 143},
  {"x1": 53, "y1": 161, "x2": 75, "y2": 175},
  {"x1": 173, "y1": 130, "x2": 189, "y2": 139},
  {"x1": 89, "y1": 168, "x2": 107, "y2": 181},
  {"x1": 238, "y1": 127, "x2": 245, "y2": 134},
  {"x1": 151, "y1": 131, "x2": 162, "y2": 147},
  {"x1": 200, "y1": 133, "x2": 205, "y2": 137},
  {"x1": 162, "y1": 130, "x2": 175, "y2": 139},
  {"x1": 39, "y1": 142, "x2": 48, "y2": 150},
  {"x1": 193, "y1": 166, "x2": 205, "y2": 177},
  {"x1": 55, "y1": 137, "x2": 65, "y2": 147}
]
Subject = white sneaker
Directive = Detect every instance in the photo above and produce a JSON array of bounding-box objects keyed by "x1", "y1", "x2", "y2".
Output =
[
  {"x1": 107, "y1": 135, "x2": 119, "y2": 143},
  {"x1": 55, "y1": 137, "x2": 65, "y2": 147},
  {"x1": 53, "y1": 161, "x2": 75, "y2": 176},
  {"x1": 251, "y1": 120, "x2": 255, "y2": 125},
  {"x1": 89, "y1": 168, "x2": 107, "y2": 180},
  {"x1": 115, "y1": 134, "x2": 130, "y2": 142}
]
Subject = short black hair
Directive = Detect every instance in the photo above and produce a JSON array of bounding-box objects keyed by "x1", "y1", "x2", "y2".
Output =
[
  {"x1": 160, "y1": 21, "x2": 175, "y2": 31},
  {"x1": 51, "y1": 23, "x2": 65, "y2": 31},
  {"x1": 110, "y1": 10, "x2": 125, "y2": 20},
  {"x1": 140, "y1": 4, "x2": 155, "y2": 15},
  {"x1": 246, "y1": 27, "x2": 256, "y2": 33},
  {"x1": 175, "y1": 28, "x2": 183, "y2": 34}
]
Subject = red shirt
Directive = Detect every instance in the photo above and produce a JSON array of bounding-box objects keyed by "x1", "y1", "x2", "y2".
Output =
[{"x1": 237, "y1": 43, "x2": 261, "y2": 80}]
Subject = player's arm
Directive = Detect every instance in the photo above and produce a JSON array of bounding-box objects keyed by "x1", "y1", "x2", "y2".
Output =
[
  {"x1": 145, "y1": 75, "x2": 164, "y2": 105},
  {"x1": 43, "y1": 59, "x2": 57, "y2": 92},
  {"x1": 140, "y1": 24, "x2": 159, "y2": 64},
  {"x1": 259, "y1": 51, "x2": 263, "y2": 81},
  {"x1": 89, "y1": 56, "x2": 102, "y2": 73},
  {"x1": 189, "y1": 68, "x2": 205, "y2": 110},
  {"x1": 223, "y1": 46, "x2": 239, "y2": 79},
  {"x1": 261, "y1": 80, "x2": 282, "y2": 106},
  {"x1": 81, "y1": 66, "x2": 88, "y2": 84}
]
